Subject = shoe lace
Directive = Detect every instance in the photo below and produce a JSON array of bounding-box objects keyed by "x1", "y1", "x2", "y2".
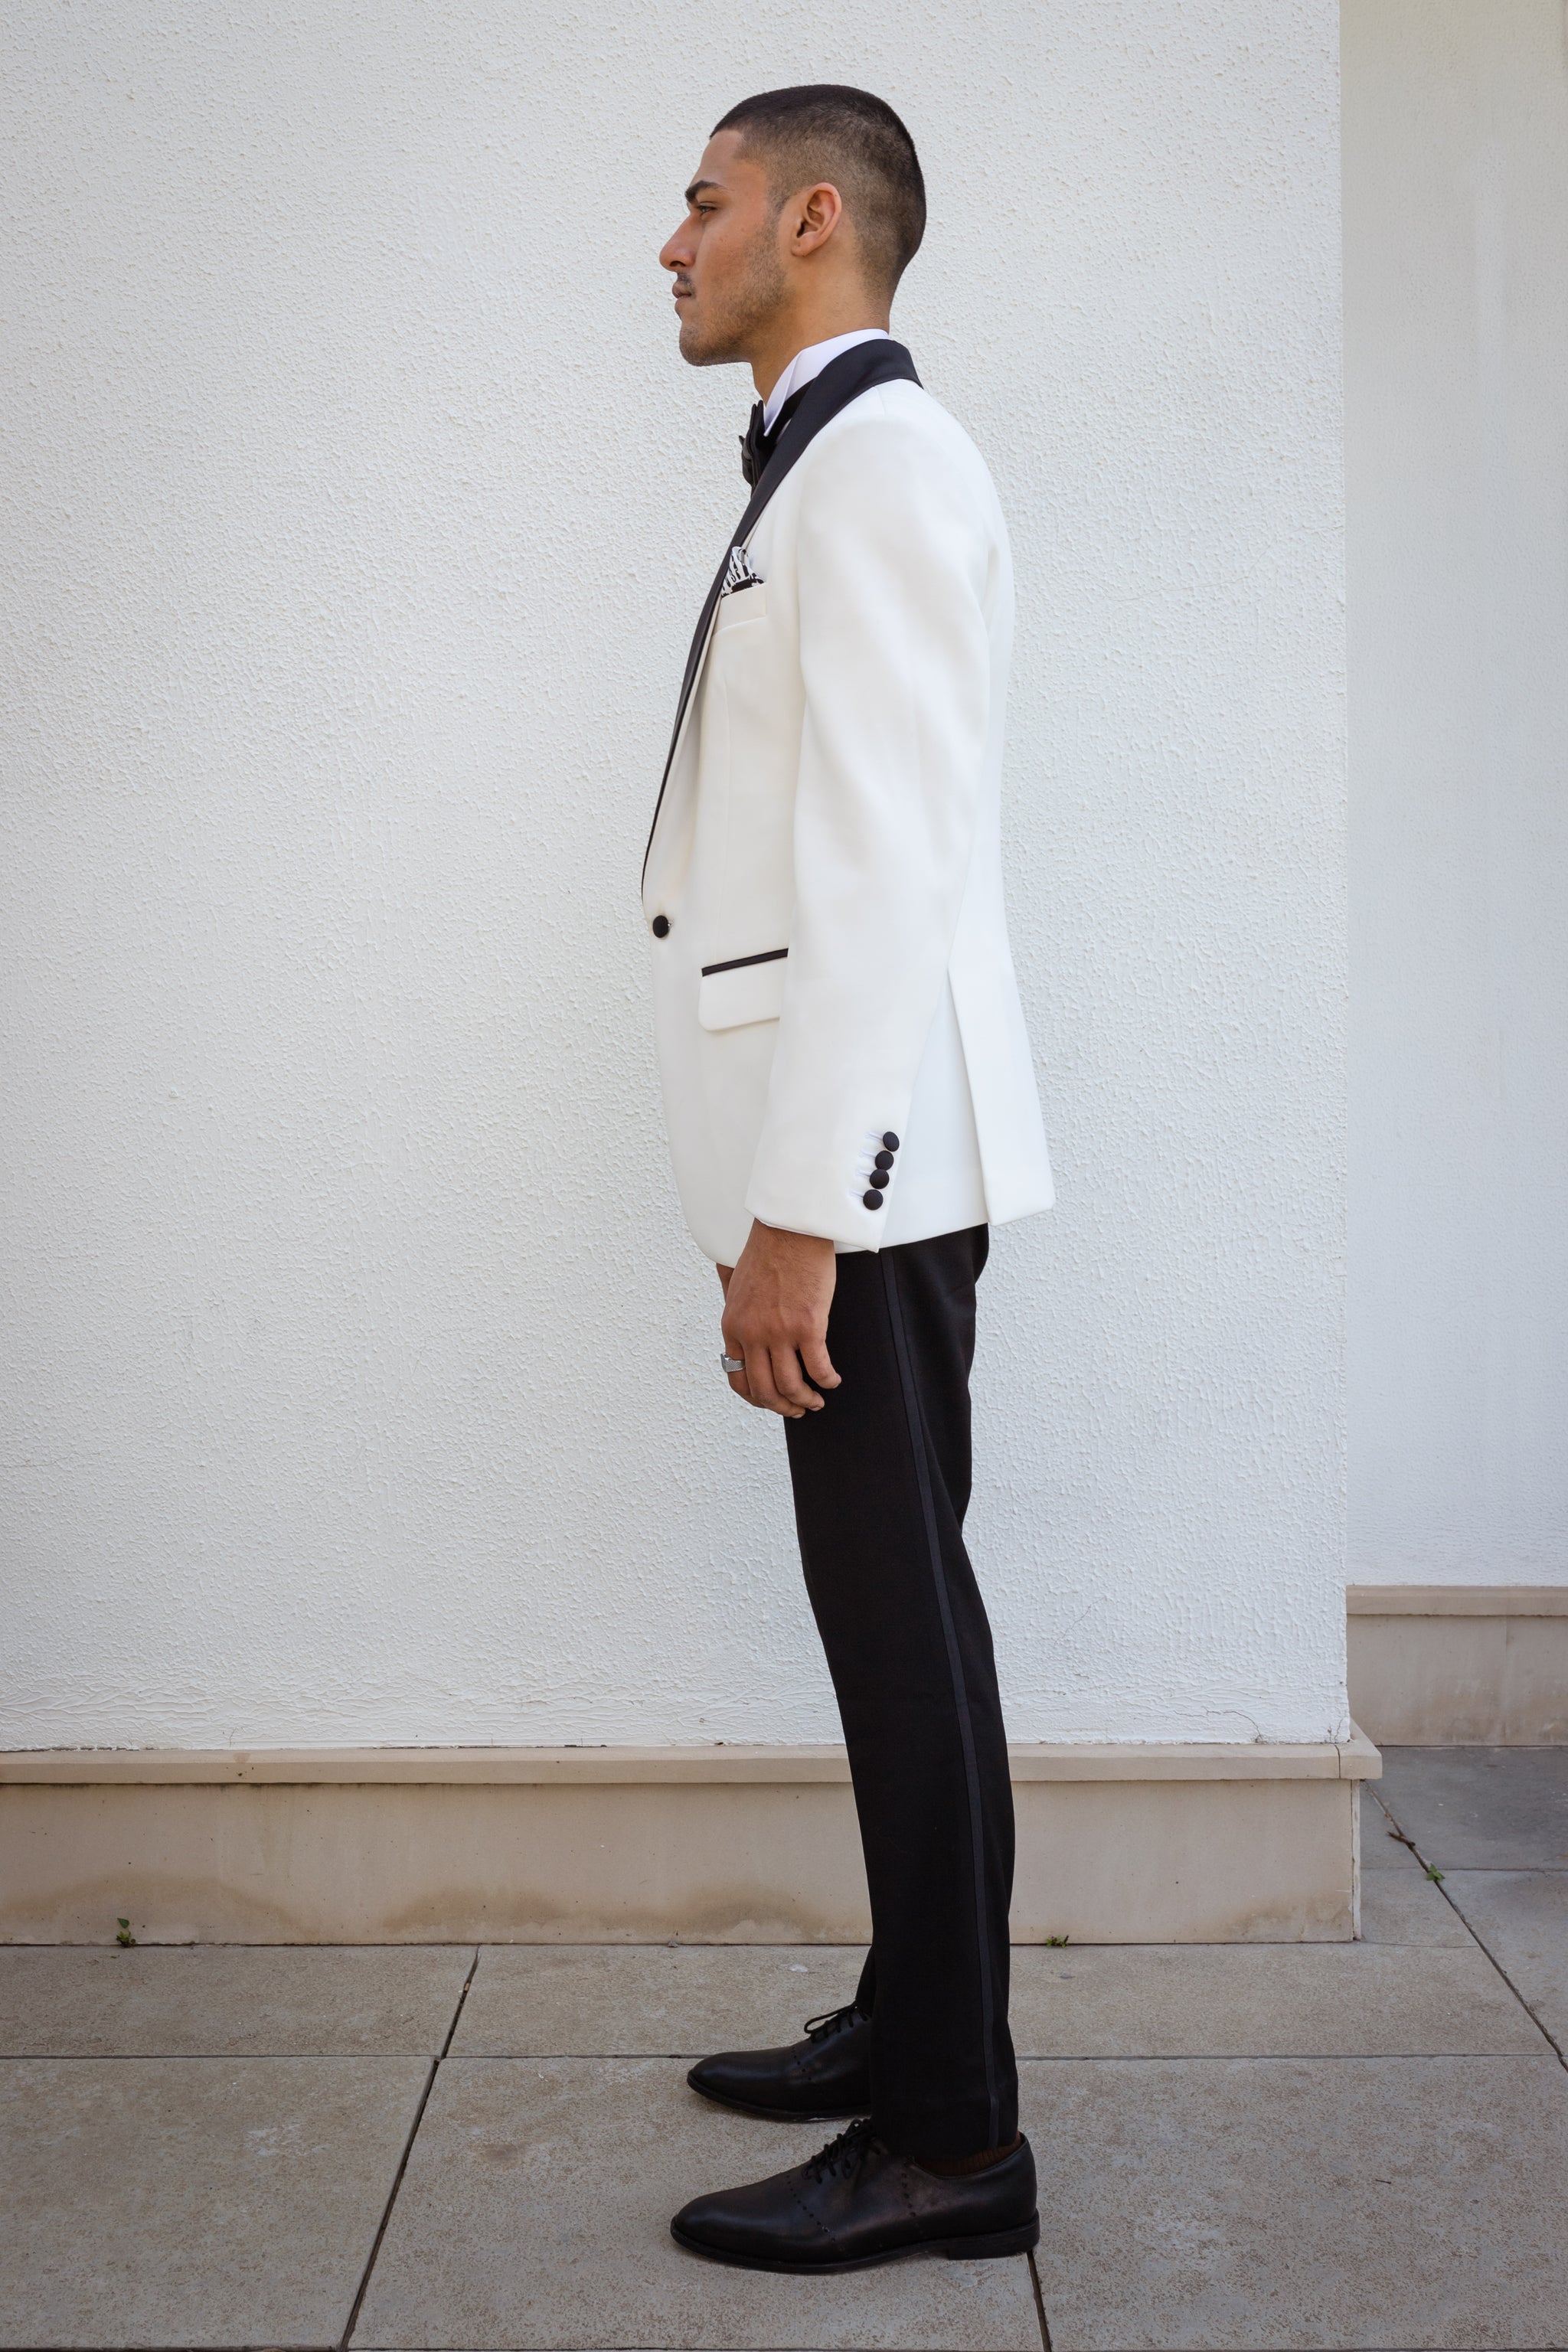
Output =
[
  {"x1": 802, "y1": 2002, "x2": 861, "y2": 2044},
  {"x1": 804, "y1": 2117, "x2": 877, "y2": 2184}
]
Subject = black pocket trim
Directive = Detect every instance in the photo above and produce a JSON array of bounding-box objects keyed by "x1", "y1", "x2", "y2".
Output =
[{"x1": 700, "y1": 948, "x2": 789, "y2": 978}]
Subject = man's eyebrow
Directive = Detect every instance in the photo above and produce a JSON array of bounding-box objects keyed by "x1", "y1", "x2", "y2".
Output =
[{"x1": 684, "y1": 178, "x2": 722, "y2": 204}]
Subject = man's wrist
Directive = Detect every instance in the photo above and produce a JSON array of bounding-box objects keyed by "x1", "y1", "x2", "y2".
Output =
[{"x1": 752, "y1": 1220, "x2": 834, "y2": 1250}]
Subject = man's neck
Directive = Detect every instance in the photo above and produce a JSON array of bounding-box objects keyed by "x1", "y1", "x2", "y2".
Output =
[{"x1": 750, "y1": 310, "x2": 892, "y2": 405}]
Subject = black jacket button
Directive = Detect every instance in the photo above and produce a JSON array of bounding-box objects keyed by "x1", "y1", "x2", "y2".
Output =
[
  {"x1": 869, "y1": 1168, "x2": 890, "y2": 1189},
  {"x1": 862, "y1": 1190, "x2": 884, "y2": 1211},
  {"x1": 881, "y1": 1132, "x2": 900, "y2": 1152},
  {"x1": 651, "y1": 915, "x2": 670, "y2": 938},
  {"x1": 874, "y1": 1149, "x2": 894, "y2": 1171}
]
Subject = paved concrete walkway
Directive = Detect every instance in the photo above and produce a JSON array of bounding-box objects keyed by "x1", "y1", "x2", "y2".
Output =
[{"x1": 2, "y1": 1748, "x2": 1566, "y2": 2350}]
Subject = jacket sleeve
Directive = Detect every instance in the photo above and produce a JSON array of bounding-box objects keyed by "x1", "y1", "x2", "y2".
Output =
[{"x1": 742, "y1": 403, "x2": 994, "y2": 1248}]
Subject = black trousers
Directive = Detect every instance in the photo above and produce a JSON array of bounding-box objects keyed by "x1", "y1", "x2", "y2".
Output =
[{"x1": 782, "y1": 1224, "x2": 1018, "y2": 2160}]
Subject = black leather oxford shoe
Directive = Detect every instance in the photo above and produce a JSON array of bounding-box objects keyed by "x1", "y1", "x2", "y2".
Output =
[
  {"x1": 671, "y1": 2118, "x2": 1039, "y2": 2273},
  {"x1": 686, "y1": 2001, "x2": 871, "y2": 2121}
]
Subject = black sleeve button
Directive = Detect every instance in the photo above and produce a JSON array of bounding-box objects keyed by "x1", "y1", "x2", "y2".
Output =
[
  {"x1": 874, "y1": 1149, "x2": 894, "y2": 1171},
  {"x1": 869, "y1": 1168, "x2": 890, "y2": 1188},
  {"x1": 881, "y1": 1132, "x2": 900, "y2": 1152},
  {"x1": 651, "y1": 914, "x2": 670, "y2": 938},
  {"x1": 862, "y1": 1191, "x2": 884, "y2": 1211}
]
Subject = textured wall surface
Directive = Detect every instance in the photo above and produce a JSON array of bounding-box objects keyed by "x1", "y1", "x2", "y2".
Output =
[
  {"x1": 2, "y1": 1, "x2": 1347, "y2": 1747},
  {"x1": 1345, "y1": 1, "x2": 1568, "y2": 1586}
]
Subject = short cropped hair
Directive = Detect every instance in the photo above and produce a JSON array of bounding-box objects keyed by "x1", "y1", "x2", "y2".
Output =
[{"x1": 712, "y1": 84, "x2": 926, "y2": 292}]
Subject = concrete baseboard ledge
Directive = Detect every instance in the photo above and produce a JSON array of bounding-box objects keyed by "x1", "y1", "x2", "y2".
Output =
[
  {"x1": 0, "y1": 1733, "x2": 1381, "y2": 1785},
  {"x1": 1348, "y1": 1585, "x2": 1568, "y2": 1743},
  {"x1": 1348, "y1": 1583, "x2": 1568, "y2": 1617},
  {"x1": 0, "y1": 1732, "x2": 1377, "y2": 1946}
]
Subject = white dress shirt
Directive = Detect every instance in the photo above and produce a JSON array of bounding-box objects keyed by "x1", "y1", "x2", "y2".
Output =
[{"x1": 761, "y1": 329, "x2": 892, "y2": 431}]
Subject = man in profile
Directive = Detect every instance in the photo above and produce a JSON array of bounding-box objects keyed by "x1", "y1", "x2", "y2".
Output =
[{"x1": 645, "y1": 85, "x2": 1054, "y2": 2272}]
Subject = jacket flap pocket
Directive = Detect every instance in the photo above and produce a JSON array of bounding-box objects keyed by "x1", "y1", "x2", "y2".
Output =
[
  {"x1": 697, "y1": 952, "x2": 788, "y2": 1031},
  {"x1": 715, "y1": 581, "x2": 766, "y2": 629}
]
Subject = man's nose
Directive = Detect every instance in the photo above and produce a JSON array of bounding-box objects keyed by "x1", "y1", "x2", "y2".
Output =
[{"x1": 660, "y1": 228, "x2": 692, "y2": 273}]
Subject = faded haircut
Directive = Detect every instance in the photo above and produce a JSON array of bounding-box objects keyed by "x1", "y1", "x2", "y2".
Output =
[{"x1": 712, "y1": 84, "x2": 926, "y2": 292}]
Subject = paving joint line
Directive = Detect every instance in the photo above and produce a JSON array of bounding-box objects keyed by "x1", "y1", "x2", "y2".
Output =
[
  {"x1": 1027, "y1": 2243, "x2": 1054, "y2": 2349},
  {"x1": 1370, "y1": 1787, "x2": 1568, "y2": 2072},
  {"x1": 336, "y1": 1943, "x2": 481, "y2": 2350}
]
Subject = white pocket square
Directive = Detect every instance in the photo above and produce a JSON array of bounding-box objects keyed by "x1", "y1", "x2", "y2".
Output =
[{"x1": 720, "y1": 546, "x2": 765, "y2": 595}]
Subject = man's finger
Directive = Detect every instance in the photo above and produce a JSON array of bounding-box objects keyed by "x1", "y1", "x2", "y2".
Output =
[
  {"x1": 744, "y1": 1347, "x2": 800, "y2": 1417},
  {"x1": 799, "y1": 1334, "x2": 840, "y2": 1391},
  {"x1": 719, "y1": 1311, "x2": 756, "y2": 1406},
  {"x1": 770, "y1": 1344, "x2": 823, "y2": 1413}
]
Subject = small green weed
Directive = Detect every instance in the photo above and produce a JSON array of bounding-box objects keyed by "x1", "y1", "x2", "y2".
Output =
[
  {"x1": 1043, "y1": 1934, "x2": 1070, "y2": 1948},
  {"x1": 1387, "y1": 1826, "x2": 1444, "y2": 1881},
  {"x1": 116, "y1": 1917, "x2": 136, "y2": 1947}
]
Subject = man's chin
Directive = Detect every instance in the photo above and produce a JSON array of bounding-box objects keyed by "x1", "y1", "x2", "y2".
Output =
[{"x1": 678, "y1": 317, "x2": 743, "y2": 369}]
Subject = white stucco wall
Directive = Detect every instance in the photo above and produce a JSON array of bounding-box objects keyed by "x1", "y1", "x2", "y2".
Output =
[
  {"x1": 2, "y1": 2, "x2": 1347, "y2": 1749},
  {"x1": 1345, "y1": 0, "x2": 1568, "y2": 1586}
]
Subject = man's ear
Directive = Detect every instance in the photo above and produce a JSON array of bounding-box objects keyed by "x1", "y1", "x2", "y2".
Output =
[{"x1": 789, "y1": 181, "x2": 844, "y2": 256}]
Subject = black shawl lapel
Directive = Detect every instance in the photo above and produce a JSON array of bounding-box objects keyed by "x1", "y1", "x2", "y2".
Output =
[{"x1": 642, "y1": 338, "x2": 922, "y2": 884}]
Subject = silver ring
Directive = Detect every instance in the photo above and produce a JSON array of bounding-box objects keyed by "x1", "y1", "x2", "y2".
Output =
[{"x1": 719, "y1": 1353, "x2": 746, "y2": 1374}]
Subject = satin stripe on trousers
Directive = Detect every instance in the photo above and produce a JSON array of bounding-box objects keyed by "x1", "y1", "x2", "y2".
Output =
[{"x1": 782, "y1": 1223, "x2": 1018, "y2": 2159}]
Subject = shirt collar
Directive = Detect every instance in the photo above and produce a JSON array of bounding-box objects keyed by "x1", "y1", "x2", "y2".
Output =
[{"x1": 761, "y1": 329, "x2": 893, "y2": 432}]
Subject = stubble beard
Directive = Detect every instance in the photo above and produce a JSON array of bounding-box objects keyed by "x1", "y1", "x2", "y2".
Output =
[{"x1": 678, "y1": 225, "x2": 787, "y2": 367}]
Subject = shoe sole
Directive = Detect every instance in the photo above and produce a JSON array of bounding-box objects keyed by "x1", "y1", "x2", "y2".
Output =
[
  {"x1": 685, "y1": 2069, "x2": 869, "y2": 2124},
  {"x1": 669, "y1": 2213, "x2": 1040, "y2": 2272}
]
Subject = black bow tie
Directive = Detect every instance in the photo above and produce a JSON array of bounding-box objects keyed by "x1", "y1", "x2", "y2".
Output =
[{"x1": 740, "y1": 385, "x2": 809, "y2": 486}]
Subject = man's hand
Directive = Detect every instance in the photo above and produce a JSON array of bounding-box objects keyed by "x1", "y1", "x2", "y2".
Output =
[{"x1": 717, "y1": 1222, "x2": 841, "y2": 1417}]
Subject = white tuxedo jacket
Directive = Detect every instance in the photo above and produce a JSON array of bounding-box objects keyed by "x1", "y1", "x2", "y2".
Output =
[{"x1": 643, "y1": 356, "x2": 1053, "y2": 1266}]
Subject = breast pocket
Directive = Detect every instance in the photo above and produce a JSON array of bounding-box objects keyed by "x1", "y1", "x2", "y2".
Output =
[{"x1": 714, "y1": 582, "x2": 767, "y2": 631}]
